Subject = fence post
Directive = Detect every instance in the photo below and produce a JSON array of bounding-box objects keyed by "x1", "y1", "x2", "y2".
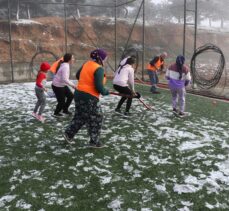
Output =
[
  {"x1": 142, "y1": 0, "x2": 145, "y2": 81},
  {"x1": 7, "y1": 0, "x2": 14, "y2": 82}
]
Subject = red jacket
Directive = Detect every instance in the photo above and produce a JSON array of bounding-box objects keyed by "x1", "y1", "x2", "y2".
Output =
[{"x1": 36, "y1": 71, "x2": 46, "y2": 88}]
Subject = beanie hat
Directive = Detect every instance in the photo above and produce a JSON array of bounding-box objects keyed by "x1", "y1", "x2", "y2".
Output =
[
  {"x1": 40, "y1": 62, "x2": 51, "y2": 72},
  {"x1": 90, "y1": 49, "x2": 107, "y2": 61}
]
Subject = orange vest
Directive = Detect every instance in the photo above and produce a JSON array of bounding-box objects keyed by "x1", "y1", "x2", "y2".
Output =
[
  {"x1": 147, "y1": 59, "x2": 163, "y2": 72},
  {"x1": 49, "y1": 57, "x2": 63, "y2": 74},
  {"x1": 77, "y1": 60, "x2": 106, "y2": 98}
]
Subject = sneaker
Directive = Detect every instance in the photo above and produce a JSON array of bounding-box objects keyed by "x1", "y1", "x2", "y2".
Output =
[
  {"x1": 124, "y1": 111, "x2": 132, "y2": 116},
  {"x1": 52, "y1": 113, "x2": 64, "y2": 117},
  {"x1": 88, "y1": 141, "x2": 105, "y2": 149},
  {"x1": 32, "y1": 112, "x2": 37, "y2": 118},
  {"x1": 172, "y1": 108, "x2": 178, "y2": 114},
  {"x1": 178, "y1": 112, "x2": 186, "y2": 117},
  {"x1": 63, "y1": 133, "x2": 74, "y2": 144},
  {"x1": 63, "y1": 110, "x2": 72, "y2": 115},
  {"x1": 37, "y1": 115, "x2": 45, "y2": 123},
  {"x1": 115, "y1": 108, "x2": 122, "y2": 114}
]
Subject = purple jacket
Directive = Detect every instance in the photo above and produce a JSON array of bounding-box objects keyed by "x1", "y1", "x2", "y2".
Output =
[{"x1": 166, "y1": 63, "x2": 191, "y2": 89}]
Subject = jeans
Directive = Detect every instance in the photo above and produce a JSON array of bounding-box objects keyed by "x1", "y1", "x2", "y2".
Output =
[
  {"x1": 33, "y1": 86, "x2": 46, "y2": 115},
  {"x1": 147, "y1": 70, "x2": 159, "y2": 92}
]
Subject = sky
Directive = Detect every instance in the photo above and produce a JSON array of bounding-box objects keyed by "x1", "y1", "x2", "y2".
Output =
[{"x1": 152, "y1": 0, "x2": 169, "y2": 4}]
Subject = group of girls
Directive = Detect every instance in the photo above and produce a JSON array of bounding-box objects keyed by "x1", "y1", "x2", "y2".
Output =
[{"x1": 32, "y1": 49, "x2": 191, "y2": 147}]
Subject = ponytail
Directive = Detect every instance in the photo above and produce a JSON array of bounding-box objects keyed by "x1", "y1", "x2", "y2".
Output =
[
  {"x1": 55, "y1": 60, "x2": 63, "y2": 74},
  {"x1": 55, "y1": 53, "x2": 73, "y2": 74},
  {"x1": 176, "y1": 55, "x2": 185, "y2": 80}
]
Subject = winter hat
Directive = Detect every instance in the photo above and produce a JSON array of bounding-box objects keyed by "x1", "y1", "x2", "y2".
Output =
[
  {"x1": 40, "y1": 62, "x2": 51, "y2": 72},
  {"x1": 90, "y1": 49, "x2": 107, "y2": 61}
]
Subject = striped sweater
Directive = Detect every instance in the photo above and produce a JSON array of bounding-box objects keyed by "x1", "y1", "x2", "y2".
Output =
[{"x1": 166, "y1": 63, "x2": 191, "y2": 89}]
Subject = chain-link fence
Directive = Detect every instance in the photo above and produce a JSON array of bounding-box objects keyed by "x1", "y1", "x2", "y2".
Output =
[{"x1": 0, "y1": 0, "x2": 228, "y2": 99}]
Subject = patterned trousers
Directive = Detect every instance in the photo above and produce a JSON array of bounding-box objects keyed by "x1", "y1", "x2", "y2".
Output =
[{"x1": 65, "y1": 98, "x2": 103, "y2": 144}]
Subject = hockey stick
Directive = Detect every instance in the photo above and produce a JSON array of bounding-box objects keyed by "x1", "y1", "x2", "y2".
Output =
[{"x1": 110, "y1": 91, "x2": 154, "y2": 110}]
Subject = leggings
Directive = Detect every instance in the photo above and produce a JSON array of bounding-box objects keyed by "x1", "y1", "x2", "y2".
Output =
[{"x1": 113, "y1": 84, "x2": 132, "y2": 112}]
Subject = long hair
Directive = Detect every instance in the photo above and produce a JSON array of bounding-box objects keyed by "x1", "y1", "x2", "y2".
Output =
[
  {"x1": 117, "y1": 56, "x2": 136, "y2": 74},
  {"x1": 176, "y1": 55, "x2": 185, "y2": 80},
  {"x1": 56, "y1": 53, "x2": 72, "y2": 74}
]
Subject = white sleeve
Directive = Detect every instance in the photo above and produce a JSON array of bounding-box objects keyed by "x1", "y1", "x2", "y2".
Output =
[
  {"x1": 41, "y1": 78, "x2": 47, "y2": 89},
  {"x1": 62, "y1": 67, "x2": 75, "y2": 87},
  {"x1": 185, "y1": 72, "x2": 191, "y2": 81},
  {"x1": 128, "y1": 68, "x2": 135, "y2": 92},
  {"x1": 165, "y1": 68, "x2": 170, "y2": 78}
]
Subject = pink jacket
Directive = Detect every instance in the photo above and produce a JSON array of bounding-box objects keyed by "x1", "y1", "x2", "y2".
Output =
[{"x1": 52, "y1": 63, "x2": 74, "y2": 87}]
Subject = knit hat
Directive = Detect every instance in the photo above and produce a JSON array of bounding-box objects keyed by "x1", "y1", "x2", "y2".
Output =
[
  {"x1": 90, "y1": 49, "x2": 107, "y2": 61},
  {"x1": 40, "y1": 62, "x2": 50, "y2": 72}
]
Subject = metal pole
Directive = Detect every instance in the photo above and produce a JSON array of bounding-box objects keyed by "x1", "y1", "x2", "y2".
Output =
[
  {"x1": 194, "y1": 0, "x2": 197, "y2": 52},
  {"x1": 64, "y1": 0, "x2": 67, "y2": 53},
  {"x1": 114, "y1": 0, "x2": 117, "y2": 71},
  {"x1": 183, "y1": 0, "x2": 186, "y2": 57},
  {"x1": 193, "y1": 0, "x2": 198, "y2": 88},
  {"x1": 142, "y1": 0, "x2": 145, "y2": 81},
  {"x1": 7, "y1": 0, "x2": 14, "y2": 82}
]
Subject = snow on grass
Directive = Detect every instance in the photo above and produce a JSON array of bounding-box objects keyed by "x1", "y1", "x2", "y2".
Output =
[{"x1": 0, "y1": 82, "x2": 229, "y2": 210}]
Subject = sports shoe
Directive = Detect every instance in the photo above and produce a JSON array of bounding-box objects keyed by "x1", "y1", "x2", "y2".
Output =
[
  {"x1": 52, "y1": 113, "x2": 64, "y2": 117},
  {"x1": 178, "y1": 112, "x2": 186, "y2": 117},
  {"x1": 37, "y1": 115, "x2": 45, "y2": 123},
  {"x1": 63, "y1": 110, "x2": 72, "y2": 115},
  {"x1": 88, "y1": 141, "x2": 105, "y2": 149},
  {"x1": 124, "y1": 111, "x2": 132, "y2": 116},
  {"x1": 172, "y1": 108, "x2": 178, "y2": 114},
  {"x1": 115, "y1": 108, "x2": 122, "y2": 114},
  {"x1": 63, "y1": 133, "x2": 74, "y2": 144},
  {"x1": 32, "y1": 112, "x2": 38, "y2": 118}
]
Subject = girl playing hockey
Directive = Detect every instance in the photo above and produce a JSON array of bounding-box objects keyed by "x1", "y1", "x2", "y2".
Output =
[
  {"x1": 166, "y1": 55, "x2": 191, "y2": 117},
  {"x1": 32, "y1": 62, "x2": 51, "y2": 123}
]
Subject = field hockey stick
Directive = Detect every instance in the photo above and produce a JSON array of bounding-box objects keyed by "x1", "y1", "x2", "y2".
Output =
[
  {"x1": 138, "y1": 97, "x2": 154, "y2": 110},
  {"x1": 110, "y1": 92, "x2": 154, "y2": 110}
]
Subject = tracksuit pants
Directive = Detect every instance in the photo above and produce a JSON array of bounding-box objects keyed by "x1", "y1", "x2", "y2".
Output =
[{"x1": 170, "y1": 87, "x2": 186, "y2": 112}]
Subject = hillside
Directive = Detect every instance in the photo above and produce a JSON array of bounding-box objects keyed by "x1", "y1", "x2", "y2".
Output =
[{"x1": 1, "y1": 16, "x2": 229, "y2": 65}]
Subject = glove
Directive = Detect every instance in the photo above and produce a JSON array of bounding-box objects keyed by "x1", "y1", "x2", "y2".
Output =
[{"x1": 134, "y1": 92, "x2": 141, "y2": 99}]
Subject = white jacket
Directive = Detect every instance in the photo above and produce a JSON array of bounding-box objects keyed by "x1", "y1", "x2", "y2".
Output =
[
  {"x1": 113, "y1": 64, "x2": 135, "y2": 91},
  {"x1": 52, "y1": 63, "x2": 75, "y2": 87}
]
